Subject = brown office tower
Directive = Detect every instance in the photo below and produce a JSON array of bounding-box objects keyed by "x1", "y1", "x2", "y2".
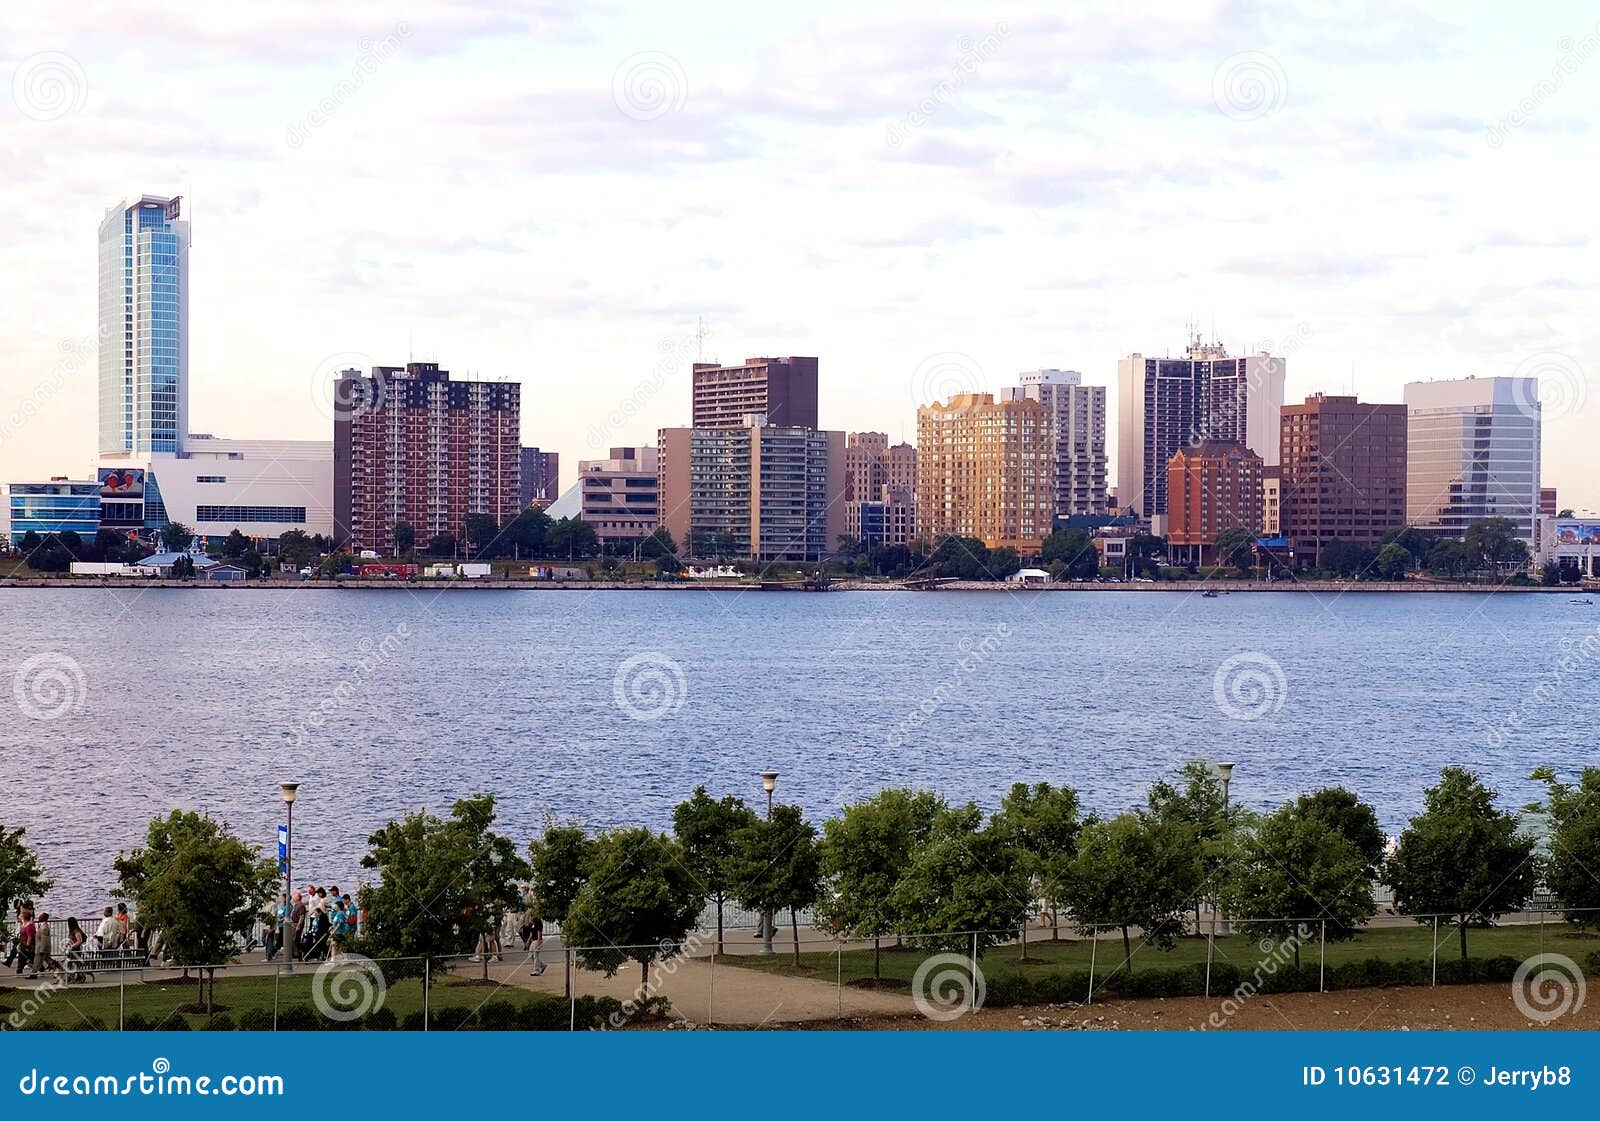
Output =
[
  {"x1": 1279, "y1": 394, "x2": 1407, "y2": 565},
  {"x1": 519, "y1": 448, "x2": 560, "y2": 507},
  {"x1": 1166, "y1": 441, "x2": 1263, "y2": 564},
  {"x1": 915, "y1": 393, "x2": 1053, "y2": 553},
  {"x1": 333, "y1": 363, "x2": 521, "y2": 551},
  {"x1": 691, "y1": 356, "x2": 818, "y2": 430}
]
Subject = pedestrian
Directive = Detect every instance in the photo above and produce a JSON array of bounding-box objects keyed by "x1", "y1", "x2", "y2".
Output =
[
  {"x1": 329, "y1": 893, "x2": 351, "y2": 961},
  {"x1": 289, "y1": 891, "x2": 307, "y2": 959},
  {"x1": 528, "y1": 913, "x2": 546, "y2": 977},
  {"x1": 13, "y1": 906, "x2": 36, "y2": 976},
  {"x1": 115, "y1": 902, "x2": 131, "y2": 947},
  {"x1": 266, "y1": 893, "x2": 287, "y2": 962},
  {"x1": 64, "y1": 917, "x2": 89, "y2": 983},
  {"x1": 95, "y1": 906, "x2": 120, "y2": 950},
  {"x1": 31, "y1": 912, "x2": 64, "y2": 979}
]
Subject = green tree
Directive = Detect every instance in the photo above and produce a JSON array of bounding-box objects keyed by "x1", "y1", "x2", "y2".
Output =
[
  {"x1": 728, "y1": 804, "x2": 822, "y2": 966},
  {"x1": 1426, "y1": 539, "x2": 1472, "y2": 578},
  {"x1": 1375, "y1": 542, "x2": 1412, "y2": 581},
  {"x1": 987, "y1": 546, "x2": 1021, "y2": 578},
  {"x1": 1040, "y1": 529, "x2": 1098, "y2": 579},
  {"x1": 1059, "y1": 812, "x2": 1200, "y2": 972},
  {"x1": 502, "y1": 508, "x2": 551, "y2": 557},
  {"x1": 561, "y1": 827, "x2": 702, "y2": 987},
  {"x1": 1293, "y1": 787, "x2": 1387, "y2": 881},
  {"x1": 1534, "y1": 767, "x2": 1600, "y2": 932},
  {"x1": 393, "y1": 520, "x2": 416, "y2": 557},
  {"x1": 1220, "y1": 801, "x2": 1376, "y2": 966},
  {"x1": 1319, "y1": 539, "x2": 1377, "y2": 578},
  {"x1": 463, "y1": 513, "x2": 501, "y2": 558},
  {"x1": 527, "y1": 821, "x2": 593, "y2": 996},
  {"x1": 1143, "y1": 761, "x2": 1236, "y2": 926},
  {"x1": 220, "y1": 529, "x2": 248, "y2": 559},
  {"x1": 0, "y1": 824, "x2": 52, "y2": 938},
  {"x1": 1463, "y1": 517, "x2": 1529, "y2": 574},
  {"x1": 111, "y1": 811, "x2": 276, "y2": 1009},
  {"x1": 640, "y1": 527, "x2": 679, "y2": 562},
  {"x1": 1540, "y1": 560, "x2": 1562, "y2": 587},
  {"x1": 991, "y1": 781, "x2": 1081, "y2": 944},
  {"x1": 672, "y1": 787, "x2": 758, "y2": 957},
  {"x1": 815, "y1": 788, "x2": 947, "y2": 978},
  {"x1": 358, "y1": 795, "x2": 529, "y2": 978},
  {"x1": 425, "y1": 532, "x2": 457, "y2": 557},
  {"x1": 892, "y1": 804, "x2": 1031, "y2": 956},
  {"x1": 547, "y1": 516, "x2": 599, "y2": 559},
  {"x1": 1379, "y1": 525, "x2": 1432, "y2": 567},
  {"x1": 160, "y1": 521, "x2": 194, "y2": 552},
  {"x1": 1213, "y1": 526, "x2": 1257, "y2": 574},
  {"x1": 275, "y1": 530, "x2": 317, "y2": 571},
  {"x1": 1386, "y1": 767, "x2": 1538, "y2": 959}
]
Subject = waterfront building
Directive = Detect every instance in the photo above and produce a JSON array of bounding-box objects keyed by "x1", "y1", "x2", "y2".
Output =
[
  {"x1": 1000, "y1": 369, "x2": 1107, "y2": 516},
  {"x1": 1541, "y1": 487, "x2": 1559, "y2": 518},
  {"x1": 519, "y1": 448, "x2": 560, "y2": 507},
  {"x1": 334, "y1": 363, "x2": 521, "y2": 551},
  {"x1": 1279, "y1": 394, "x2": 1408, "y2": 566},
  {"x1": 578, "y1": 446, "x2": 660, "y2": 549},
  {"x1": 1404, "y1": 376, "x2": 1541, "y2": 544},
  {"x1": 6, "y1": 480, "x2": 100, "y2": 545},
  {"x1": 1116, "y1": 333, "x2": 1285, "y2": 530},
  {"x1": 857, "y1": 485, "x2": 915, "y2": 548},
  {"x1": 1165, "y1": 441, "x2": 1264, "y2": 564},
  {"x1": 844, "y1": 433, "x2": 917, "y2": 542},
  {"x1": 915, "y1": 393, "x2": 1053, "y2": 553},
  {"x1": 691, "y1": 356, "x2": 818, "y2": 430},
  {"x1": 98, "y1": 194, "x2": 189, "y2": 458},
  {"x1": 1261, "y1": 466, "x2": 1281, "y2": 537},
  {"x1": 658, "y1": 416, "x2": 844, "y2": 562}
]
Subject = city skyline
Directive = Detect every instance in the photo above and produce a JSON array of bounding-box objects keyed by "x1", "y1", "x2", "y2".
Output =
[{"x1": 1, "y1": 2, "x2": 1596, "y2": 511}]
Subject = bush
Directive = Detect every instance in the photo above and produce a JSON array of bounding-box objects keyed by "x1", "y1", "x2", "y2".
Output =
[
  {"x1": 400, "y1": 1011, "x2": 426, "y2": 1032},
  {"x1": 236, "y1": 1008, "x2": 274, "y2": 1032},
  {"x1": 121, "y1": 1013, "x2": 151, "y2": 1031},
  {"x1": 68, "y1": 1016, "x2": 107, "y2": 1032},
  {"x1": 515, "y1": 995, "x2": 568, "y2": 1030},
  {"x1": 275, "y1": 1006, "x2": 317, "y2": 1031},
  {"x1": 363, "y1": 1007, "x2": 398, "y2": 1031},
  {"x1": 154, "y1": 1015, "x2": 192, "y2": 1031},
  {"x1": 477, "y1": 1000, "x2": 518, "y2": 1030},
  {"x1": 429, "y1": 1006, "x2": 473, "y2": 1031},
  {"x1": 205, "y1": 1013, "x2": 235, "y2": 1031}
]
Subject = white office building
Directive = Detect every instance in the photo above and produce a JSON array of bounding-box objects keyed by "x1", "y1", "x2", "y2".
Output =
[
  {"x1": 1001, "y1": 370, "x2": 1108, "y2": 516},
  {"x1": 1404, "y1": 376, "x2": 1541, "y2": 544}
]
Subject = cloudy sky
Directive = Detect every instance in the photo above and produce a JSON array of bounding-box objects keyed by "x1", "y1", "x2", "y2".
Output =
[{"x1": 1, "y1": 0, "x2": 1596, "y2": 508}]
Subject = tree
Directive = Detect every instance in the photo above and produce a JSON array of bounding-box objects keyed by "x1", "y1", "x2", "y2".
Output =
[
  {"x1": 112, "y1": 811, "x2": 276, "y2": 1010},
  {"x1": 0, "y1": 824, "x2": 51, "y2": 939},
  {"x1": 464, "y1": 513, "x2": 501, "y2": 558},
  {"x1": 93, "y1": 528, "x2": 133, "y2": 564},
  {"x1": 728, "y1": 804, "x2": 822, "y2": 967},
  {"x1": 1375, "y1": 543, "x2": 1412, "y2": 581},
  {"x1": 25, "y1": 536, "x2": 72, "y2": 572},
  {"x1": 1426, "y1": 539, "x2": 1472, "y2": 578},
  {"x1": 640, "y1": 527, "x2": 679, "y2": 562},
  {"x1": 1534, "y1": 767, "x2": 1600, "y2": 932},
  {"x1": 1213, "y1": 526, "x2": 1256, "y2": 574},
  {"x1": 1040, "y1": 529, "x2": 1098, "y2": 579},
  {"x1": 991, "y1": 781, "x2": 1081, "y2": 944},
  {"x1": 1220, "y1": 801, "x2": 1376, "y2": 966},
  {"x1": 1292, "y1": 787, "x2": 1387, "y2": 881},
  {"x1": 276, "y1": 530, "x2": 318, "y2": 571},
  {"x1": 927, "y1": 535, "x2": 996, "y2": 580},
  {"x1": 546, "y1": 516, "x2": 599, "y2": 560},
  {"x1": 527, "y1": 821, "x2": 593, "y2": 996},
  {"x1": 1126, "y1": 534, "x2": 1167, "y2": 579},
  {"x1": 561, "y1": 827, "x2": 702, "y2": 988},
  {"x1": 502, "y1": 508, "x2": 551, "y2": 557},
  {"x1": 1386, "y1": 767, "x2": 1538, "y2": 959},
  {"x1": 1540, "y1": 560, "x2": 1562, "y2": 587},
  {"x1": 160, "y1": 521, "x2": 194, "y2": 552},
  {"x1": 1379, "y1": 525, "x2": 1432, "y2": 568},
  {"x1": 1059, "y1": 813, "x2": 1199, "y2": 973},
  {"x1": 425, "y1": 532, "x2": 457, "y2": 557},
  {"x1": 1463, "y1": 517, "x2": 1529, "y2": 574},
  {"x1": 672, "y1": 787, "x2": 758, "y2": 957},
  {"x1": 393, "y1": 520, "x2": 416, "y2": 557},
  {"x1": 1320, "y1": 539, "x2": 1377, "y2": 578},
  {"x1": 1142, "y1": 762, "x2": 1236, "y2": 926},
  {"x1": 987, "y1": 546, "x2": 1021, "y2": 579},
  {"x1": 359, "y1": 795, "x2": 529, "y2": 978},
  {"x1": 220, "y1": 529, "x2": 248, "y2": 559},
  {"x1": 815, "y1": 788, "x2": 947, "y2": 978},
  {"x1": 892, "y1": 804, "x2": 1031, "y2": 957}
]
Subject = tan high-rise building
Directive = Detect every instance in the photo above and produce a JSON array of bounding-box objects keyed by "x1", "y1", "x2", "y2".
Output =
[
  {"x1": 1166, "y1": 441, "x2": 1263, "y2": 564},
  {"x1": 915, "y1": 394, "x2": 1053, "y2": 552},
  {"x1": 1001, "y1": 369, "x2": 1108, "y2": 516},
  {"x1": 691, "y1": 356, "x2": 818, "y2": 430},
  {"x1": 843, "y1": 432, "x2": 918, "y2": 542},
  {"x1": 1261, "y1": 466, "x2": 1282, "y2": 537},
  {"x1": 1279, "y1": 394, "x2": 1407, "y2": 565}
]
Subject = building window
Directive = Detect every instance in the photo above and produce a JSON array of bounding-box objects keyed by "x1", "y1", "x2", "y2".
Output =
[{"x1": 195, "y1": 505, "x2": 306, "y2": 523}]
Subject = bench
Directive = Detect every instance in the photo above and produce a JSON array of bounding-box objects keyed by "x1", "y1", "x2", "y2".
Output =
[{"x1": 69, "y1": 948, "x2": 150, "y2": 973}]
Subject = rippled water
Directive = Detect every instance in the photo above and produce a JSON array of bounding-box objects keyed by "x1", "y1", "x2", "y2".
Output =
[{"x1": 0, "y1": 587, "x2": 1591, "y2": 914}]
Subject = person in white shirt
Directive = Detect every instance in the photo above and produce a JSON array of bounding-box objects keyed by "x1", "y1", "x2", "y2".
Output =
[{"x1": 95, "y1": 907, "x2": 120, "y2": 950}]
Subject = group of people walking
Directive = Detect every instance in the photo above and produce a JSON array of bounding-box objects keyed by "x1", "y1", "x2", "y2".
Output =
[
  {"x1": 270, "y1": 886, "x2": 357, "y2": 963},
  {"x1": 4, "y1": 902, "x2": 148, "y2": 983}
]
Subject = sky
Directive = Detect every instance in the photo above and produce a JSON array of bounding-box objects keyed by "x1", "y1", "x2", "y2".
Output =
[{"x1": 1, "y1": 0, "x2": 1596, "y2": 509}]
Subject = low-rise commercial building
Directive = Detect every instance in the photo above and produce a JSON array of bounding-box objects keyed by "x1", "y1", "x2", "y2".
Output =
[
  {"x1": 6, "y1": 479, "x2": 100, "y2": 544},
  {"x1": 577, "y1": 446, "x2": 660, "y2": 549}
]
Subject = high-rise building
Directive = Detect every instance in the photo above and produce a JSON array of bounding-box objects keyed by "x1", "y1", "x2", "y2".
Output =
[
  {"x1": 916, "y1": 393, "x2": 1053, "y2": 553},
  {"x1": 577, "y1": 446, "x2": 659, "y2": 548},
  {"x1": 1261, "y1": 466, "x2": 1282, "y2": 537},
  {"x1": 691, "y1": 357, "x2": 818, "y2": 430},
  {"x1": 1404, "y1": 376, "x2": 1541, "y2": 544},
  {"x1": 519, "y1": 448, "x2": 560, "y2": 508},
  {"x1": 658, "y1": 417, "x2": 844, "y2": 562},
  {"x1": 1001, "y1": 369, "x2": 1107, "y2": 516},
  {"x1": 1541, "y1": 487, "x2": 1559, "y2": 518},
  {"x1": 843, "y1": 432, "x2": 917, "y2": 542},
  {"x1": 334, "y1": 363, "x2": 521, "y2": 551},
  {"x1": 1166, "y1": 441, "x2": 1264, "y2": 564},
  {"x1": 98, "y1": 194, "x2": 189, "y2": 456},
  {"x1": 858, "y1": 485, "x2": 916, "y2": 548},
  {"x1": 1116, "y1": 335, "x2": 1285, "y2": 529},
  {"x1": 1279, "y1": 394, "x2": 1408, "y2": 565}
]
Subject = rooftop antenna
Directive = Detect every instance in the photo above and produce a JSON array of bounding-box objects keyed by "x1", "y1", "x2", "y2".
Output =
[{"x1": 695, "y1": 316, "x2": 707, "y2": 362}]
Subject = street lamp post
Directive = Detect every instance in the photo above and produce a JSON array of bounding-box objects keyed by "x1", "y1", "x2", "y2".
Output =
[
  {"x1": 1216, "y1": 763, "x2": 1234, "y2": 937},
  {"x1": 759, "y1": 772, "x2": 779, "y2": 956},
  {"x1": 280, "y1": 782, "x2": 298, "y2": 974}
]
